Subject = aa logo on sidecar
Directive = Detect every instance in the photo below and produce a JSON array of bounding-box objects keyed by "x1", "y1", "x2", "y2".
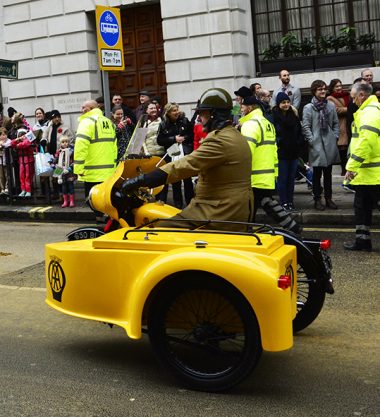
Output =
[{"x1": 48, "y1": 259, "x2": 66, "y2": 302}]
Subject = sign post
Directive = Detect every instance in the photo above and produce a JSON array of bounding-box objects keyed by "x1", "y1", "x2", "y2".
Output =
[
  {"x1": 95, "y1": 6, "x2": 124, "y2": 116},
  {"x1": 0, "y1": 59, "x2": 18, "y2": 79}
]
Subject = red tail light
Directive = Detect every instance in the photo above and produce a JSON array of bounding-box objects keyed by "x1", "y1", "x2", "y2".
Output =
[
  {"x1": 320, "y1": 239, "x2": 331, "y2": 250},
  {"x1": 103, "y1": 218, "x2": 114, "y2": 233},
  {"x1": 278, "y1": 275, "x2": 291, "y2": 290}
]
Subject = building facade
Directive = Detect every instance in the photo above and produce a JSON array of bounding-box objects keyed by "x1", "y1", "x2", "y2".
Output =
[{"x1": 0, "y1": 0, "x2": 379, "y2": 128}]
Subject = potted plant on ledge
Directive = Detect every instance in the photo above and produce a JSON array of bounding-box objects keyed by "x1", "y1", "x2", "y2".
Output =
[
  {"x1": 260, "y1": 33, "x2": 315, "y2": 75},
  {"x1": 314, "y1": 27, "x2": 375, "y2": 70},
  {"x1": 259, "y1": 28, "x2": 376, "y2": 75}
]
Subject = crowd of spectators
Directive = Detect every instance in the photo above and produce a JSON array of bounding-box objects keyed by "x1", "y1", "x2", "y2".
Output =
[{"x1": 0, "y1": 68, "x2": 378, "y2": 220}]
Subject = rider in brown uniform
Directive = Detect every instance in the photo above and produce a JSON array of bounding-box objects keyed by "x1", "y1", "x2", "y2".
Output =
[{"x1": 120, "y1": 88, "x2": 253, "y2": 231}]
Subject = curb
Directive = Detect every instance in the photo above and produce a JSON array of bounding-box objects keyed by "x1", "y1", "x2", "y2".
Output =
[{"x1": 2, "y1": 204, "x2": 380, "y2": 226}]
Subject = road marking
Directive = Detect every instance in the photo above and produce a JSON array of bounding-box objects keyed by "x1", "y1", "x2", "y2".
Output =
[
  {"x1": 0, "y1": 284, "x2": 45, "y2": 292},
  {"x1": 29, "y1": 206, "x2": 53, "y2": 220}
]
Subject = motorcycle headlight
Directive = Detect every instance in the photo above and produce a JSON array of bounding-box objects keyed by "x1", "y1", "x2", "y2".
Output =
[{"x1": 88, "y1": 187, "x2": 95, "y2": 211}]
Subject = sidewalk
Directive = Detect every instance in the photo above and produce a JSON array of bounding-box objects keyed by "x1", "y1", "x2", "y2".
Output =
[{"x1": 0, "y1": 172, "x2": 379, "y2": 226}]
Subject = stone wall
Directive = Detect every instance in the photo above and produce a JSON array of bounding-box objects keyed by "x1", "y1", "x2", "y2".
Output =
[
  {"x1": 0, "y1": 0, "x2": 255, "y2": 126},
  {"x1": 161, "y1": 0, "x2": 254, "y2": 116},
  {"x1": 0, "y1": 0, "x2": 153, "y2": 127}
]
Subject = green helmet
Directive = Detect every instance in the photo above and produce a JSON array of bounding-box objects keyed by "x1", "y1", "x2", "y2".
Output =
[{"x1": 197, "y1": 88, "x2": 233, "y2": 111}]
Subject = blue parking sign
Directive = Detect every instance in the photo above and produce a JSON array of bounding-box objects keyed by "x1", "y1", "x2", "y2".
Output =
[{"x1": 99, "y1": 10, "x2": 120, "y2": 47}]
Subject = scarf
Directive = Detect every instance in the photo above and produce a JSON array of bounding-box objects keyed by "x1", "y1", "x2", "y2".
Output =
[
  {"x1": 311, "y1": 96, "x2": 329, "y2": 131},
  {"x1": 58, "y1": 148, "x2": 71, "y2": 168},
  {"x1": 330, "y1": 91, "x2": 350, "y2": 107}
]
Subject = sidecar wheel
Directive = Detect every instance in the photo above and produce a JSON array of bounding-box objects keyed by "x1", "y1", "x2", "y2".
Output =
[
  {"x1": 148, "y1": 274, "x2": 262, "y2": 392},
  {"x1": 293, "y1": 251, "x2": 326, "y2": 333}
]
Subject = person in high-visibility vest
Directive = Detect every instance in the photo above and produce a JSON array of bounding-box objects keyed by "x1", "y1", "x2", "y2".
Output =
[
  {"x1": 74, "y1": 100, "x2": 117, "y2": 221},
  {"x1": 343, "y1": 82, "x2": 380, "y2": 252},
  {"x1": 240, "y1": 95, "x2": 302, "y2": 234}
]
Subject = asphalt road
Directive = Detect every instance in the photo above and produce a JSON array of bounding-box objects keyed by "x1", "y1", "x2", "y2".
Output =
[{"x1": 0, "y1": 223, "x2": 379, "y2": 417}]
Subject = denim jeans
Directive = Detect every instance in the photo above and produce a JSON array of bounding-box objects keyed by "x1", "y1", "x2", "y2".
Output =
[{"x1": 277, "y1": 158, "x2": 298, "y2": 205}]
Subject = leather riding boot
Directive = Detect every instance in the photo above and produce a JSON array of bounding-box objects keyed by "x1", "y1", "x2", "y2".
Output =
[
  {"x1": 61, "y1": 194, "x2": 69, "y2": 208},
  {"x1": 325, "y1": 198, "x2": 338, "y2": 209},
  {"x1": 314, "y1": 198, "x2": 325, "y2": 211},
  {"x1": 69, "y1": 194, "x2": 75, "y2": 208},
  {"x1": 343, "y1": 239, "x2": 372, "y2": 252}
]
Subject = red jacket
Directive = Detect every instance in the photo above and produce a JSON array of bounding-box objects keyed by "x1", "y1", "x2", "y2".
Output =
[
  {"x1": 11, "y1": 138, "x2": 35, "y2": 163},
  {"x1": 193, "y1": 123, "x2": 207, "y2": 150}
]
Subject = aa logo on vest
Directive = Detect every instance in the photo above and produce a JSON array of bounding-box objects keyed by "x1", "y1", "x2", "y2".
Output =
[{"x1": 98, "y1": 118, "x2": 113, "y2": 135}]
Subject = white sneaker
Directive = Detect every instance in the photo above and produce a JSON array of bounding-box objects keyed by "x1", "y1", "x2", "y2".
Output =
[
  {"x1": 24, "y1": 192, "x2": 32, "y2": 197},
  {"x1": 18, "y1": 191, "x2": 26, "y2": 197}
]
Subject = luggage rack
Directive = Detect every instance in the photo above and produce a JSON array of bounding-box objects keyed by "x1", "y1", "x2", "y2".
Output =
[{"x1": 123, "y1": 218, "x2": 278, "y2": 245}]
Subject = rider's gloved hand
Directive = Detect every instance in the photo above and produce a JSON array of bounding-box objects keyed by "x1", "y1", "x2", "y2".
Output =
[
  {"x1": 120, "y1": 174, "x2": 146, "y2": 196},
  {"x1": 120, "y1": 168, "x2": 169, "y2": 196}
]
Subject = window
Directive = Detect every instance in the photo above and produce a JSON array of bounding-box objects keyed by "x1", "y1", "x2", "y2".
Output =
[{"x1": 251, "y1": 0, "x2": 380, "y2": 65}]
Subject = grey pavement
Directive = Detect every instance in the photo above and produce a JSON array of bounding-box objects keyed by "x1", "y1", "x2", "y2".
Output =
[{"x1": 0, "y1": 170, "x2": 379, "y2": 226}]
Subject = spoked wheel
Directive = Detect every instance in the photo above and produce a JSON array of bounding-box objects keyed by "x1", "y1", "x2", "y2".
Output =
[
  {"x1": 293, "y1": 251, "x2": 326, "y2": 333},
  {"x1": 148, "y1": 274, "x2": 262, "y2": 392}
]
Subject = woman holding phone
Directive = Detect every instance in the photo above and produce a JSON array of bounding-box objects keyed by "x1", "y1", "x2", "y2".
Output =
[{"x1": 111, "y1": 105, "x2": 134, "y2": 162}]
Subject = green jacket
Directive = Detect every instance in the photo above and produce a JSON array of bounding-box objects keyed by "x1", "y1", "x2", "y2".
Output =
[
  {"x1": 346, "y1": 95, "x2": 380, "y2": 185},
  {"x1": 240, "y1": 108, "x2": 278, "y2": 189},
  {"x1": 74, "y1": 108, "x2": 117, "y2": 183}
]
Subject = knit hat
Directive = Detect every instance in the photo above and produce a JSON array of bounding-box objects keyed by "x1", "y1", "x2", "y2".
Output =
[
  {"x1": 234, "y1": 86, "x2": 252, "y2": 98},
  {"x1": 276, "y1": 92, "x2": 290, "y2": 105},
  {"x1": 17, "y1": 128, "x2": 27, "y2": 136},
  {"x1": 49, "y1": 109, "x2": 61, "y2": 119},
  {"x1": 242, "y1": 96, "x2": 261, "y2": 106}
]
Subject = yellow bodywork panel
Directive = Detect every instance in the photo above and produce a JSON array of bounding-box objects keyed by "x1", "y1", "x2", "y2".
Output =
[{"x1": 45, "y1": 227, "x2": 297, "y2": 352}]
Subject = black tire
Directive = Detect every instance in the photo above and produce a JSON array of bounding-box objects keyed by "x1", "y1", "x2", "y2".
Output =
[
  {"x1": 293, "y1": 249, "x2": 326, "y2": 333},
  {"x1": 148, "y1": 274, "x2": 262, "y2": 392}
]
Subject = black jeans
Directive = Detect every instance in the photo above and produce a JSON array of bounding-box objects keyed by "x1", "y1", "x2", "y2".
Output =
[
  {"x1": 312, "y1": 165, "x2": 333, "y2": 200},
  {"x1": 353, "y1": 185, "x2": 380, "y2": 226}
]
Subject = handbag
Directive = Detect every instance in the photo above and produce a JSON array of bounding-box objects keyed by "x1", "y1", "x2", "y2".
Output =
[
  {"x1": 35, "y1": 146, "x2": 54, "y2": 177},
  {"x1": 171, "y1": 143, "x2": 185, "y2": 162}
]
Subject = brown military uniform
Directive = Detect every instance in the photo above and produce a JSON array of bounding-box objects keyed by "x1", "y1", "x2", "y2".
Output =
[{"x1": 159, "y1": 125, "x2": 253, "y2": 230}]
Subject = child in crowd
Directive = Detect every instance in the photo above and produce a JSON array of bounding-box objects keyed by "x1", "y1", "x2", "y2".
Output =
[
  {"x1": 54, "y1": 135, "x2": 76, "y2": 208},
  {"x1": 10, "y1": 128, "x2": 35, "y2": 197},
  {"x1": 0, "y1": 127, "x2": 11, "y2": 194}
]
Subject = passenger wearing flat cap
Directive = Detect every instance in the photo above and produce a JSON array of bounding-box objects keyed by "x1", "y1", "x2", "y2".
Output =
[
  {"x1": 239, "y1": 94, "x2": 302, "y2": 234},
  {"x1": 134, "y1": 90, "x2": 151, "y2": 121}
]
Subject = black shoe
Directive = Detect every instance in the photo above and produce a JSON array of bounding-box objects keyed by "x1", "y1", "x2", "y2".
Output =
[
  {"x1": 314, "y1": 199, "x2": 325, "y2": 211},
  {"x1": 325, "y1": 198, "x2": 338, "y2": 210},
  {"x1": 343, "y1": 240, "x2": 372, "y2": 252}
]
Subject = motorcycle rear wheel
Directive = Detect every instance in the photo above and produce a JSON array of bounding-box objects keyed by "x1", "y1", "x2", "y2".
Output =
[{"x1": 293, "y1": 249, "x2": 326, "y2": 333}]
